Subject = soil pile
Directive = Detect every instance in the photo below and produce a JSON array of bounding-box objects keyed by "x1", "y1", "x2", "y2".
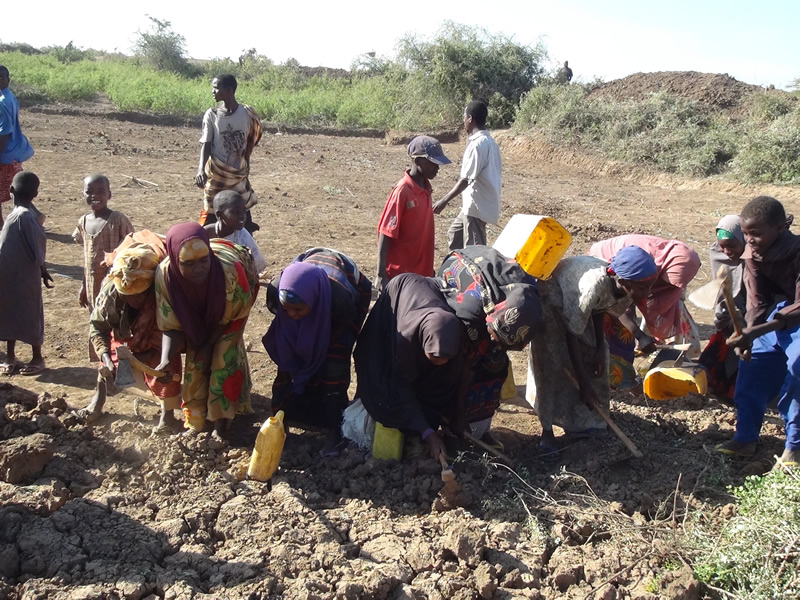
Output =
[{"x1": 585, "y1": 71, "x2": 765, "y2": 113}]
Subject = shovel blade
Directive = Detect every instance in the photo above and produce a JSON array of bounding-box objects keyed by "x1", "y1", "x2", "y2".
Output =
[
  {"x1": 114, "y1": 358, "x2": 135, "y2": 388},
  {"x1": 688, "y1": 279, "x2": 722, "y2": 311}
]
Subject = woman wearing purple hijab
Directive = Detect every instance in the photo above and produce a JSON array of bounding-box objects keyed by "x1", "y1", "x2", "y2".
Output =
[
  {"x1": 155, "y1": 222, "x2": 259, "y2": 436},
  {"x1": 263, "y1": 248, "x2": 371, "y2": 456}
]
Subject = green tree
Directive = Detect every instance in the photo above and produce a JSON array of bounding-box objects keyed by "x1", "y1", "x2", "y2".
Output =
[
  {"x1": 396, "y1": 22, "x2": 548, "y2": 126},
  {"x1": 133, "y1": 16, "x2": 192, "y2": 75}
]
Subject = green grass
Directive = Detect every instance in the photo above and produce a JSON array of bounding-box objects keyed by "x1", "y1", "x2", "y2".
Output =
[
  {"x1": 4, "y1": 49, "x2": 800, "y2": 185},
  {"x1": 691, "y1": 469, "x2": 800, "y2": 599}
]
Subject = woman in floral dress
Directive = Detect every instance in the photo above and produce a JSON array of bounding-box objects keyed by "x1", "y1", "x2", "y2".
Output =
[{"x1": 155, "y1": 223, "x2": 259, "y2": 435}]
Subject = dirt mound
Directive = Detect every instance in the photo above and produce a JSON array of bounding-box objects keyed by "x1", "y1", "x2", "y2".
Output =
[{"x1": 586, "y1": 71, "x2": 764, "y2": 112}]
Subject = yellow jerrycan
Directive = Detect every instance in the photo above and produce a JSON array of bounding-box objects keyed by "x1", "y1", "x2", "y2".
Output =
[{"x1": 247, "y1": 410, "x2": 287, "y2": 488}]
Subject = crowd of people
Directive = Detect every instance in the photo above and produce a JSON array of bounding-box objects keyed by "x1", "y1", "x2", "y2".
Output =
[{"x1": 0, "y1": 67, "x2": 797, "y2": 470}]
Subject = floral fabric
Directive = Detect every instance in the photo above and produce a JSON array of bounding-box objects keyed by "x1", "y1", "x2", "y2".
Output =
[{"x1": 155, "y1": 239, "x2": 259, "y2": 429}]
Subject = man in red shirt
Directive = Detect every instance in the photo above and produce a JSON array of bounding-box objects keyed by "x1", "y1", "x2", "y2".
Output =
[{"x1": 376, "y1": 136, "x2": 451, "y2": 291}]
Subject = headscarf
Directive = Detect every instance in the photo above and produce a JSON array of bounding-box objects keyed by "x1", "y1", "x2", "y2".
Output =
[
  {"x1": 263, "y1": 262, "x2": 332, "y2": 393},
  {"x1": 164, "y1": 223, "x2": 226, "y2": 347},
  {"x1": 485, "y1": 284, "x2": 542, "y2": 350},
  {"x1": 608, "y1": 246, "x2": 658, "y2": 281},
  {"x1": 420, "y1": 311, "x2": 463, "y2": 358},
  {"x1": 437, "y1": 246, "x2": 542, "y2": 350},
  {"x1": 109, "y1": 242, "x2": 160, "y2": 295},
  {"x1": 715, "y1": 215, "x2": 744, "y2": 245}
]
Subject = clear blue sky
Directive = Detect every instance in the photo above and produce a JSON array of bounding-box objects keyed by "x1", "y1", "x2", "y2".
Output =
[{"x1": 10, "y1": 0, "x2": 800, "y2": 89}]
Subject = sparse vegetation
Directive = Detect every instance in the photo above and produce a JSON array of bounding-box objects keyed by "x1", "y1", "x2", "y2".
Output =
[
  {"x1": 514, "y1": 81, "x2": 800, "y2": 184},
  {"x1": 2, "y1": 23, "x2": 800, "y2": 184},
  {"x1": 691, "y1": 469, "x2": 800, "y2": 599}
]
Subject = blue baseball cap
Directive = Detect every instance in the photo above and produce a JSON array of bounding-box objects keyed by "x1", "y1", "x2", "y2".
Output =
[{"x1": 407, "y1": 136, "x2": 451, "y2": 165}]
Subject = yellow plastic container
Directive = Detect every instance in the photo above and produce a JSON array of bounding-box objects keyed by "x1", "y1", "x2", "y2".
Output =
[
  {"x1": 644, "y1": 365, "x2": 708, "y2": 400},
  {"x1": 500, "y1": 362, "x2": 516, "y2": 400},
  {"x1": 247, "y1": 410, "x2": 287, "y2": 482},
  {"x1": 372, "y1": 422, "x2": 404, "y2": 461},
  {"x1": 493, "y1": 214, "x2": 572, "y2": 280}
]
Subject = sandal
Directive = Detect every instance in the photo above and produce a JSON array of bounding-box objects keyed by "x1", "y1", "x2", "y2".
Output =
[
  {"x1": 19, "y1": 362, "x2": 45, "y2": 376},
  {"x1": 0, "y1": 362, "x2": 20, "y2": 376}
]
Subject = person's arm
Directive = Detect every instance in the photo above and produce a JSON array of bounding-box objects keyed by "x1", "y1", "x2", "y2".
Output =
[
  {"x1": 591, "y1": 312, "x2": 606, "y2": 376},
  {"x1": 156, "y1": 330, "x2": 185, "y2": 376},
  {"x1": 617, "y1": 305, "x2": 655, "y2": 354},
  {"x1": 433, "y1": 178, "x2": 469, "y2": 214},
  {"x1": 376, "y1": 233, "x2": 391, "y2": 292},
  {"x1": 743, "y1": 258, "x2": 772, "y2": 328},
  {"x1": 0, "y1": 134, "x2": 9, "y2": 156},
  {"x1": 565, "y1": 330, "x2": 598, "y2": 409},
  {"x1": 195, "y1": 142, "x2": 211, "y2": 188}
]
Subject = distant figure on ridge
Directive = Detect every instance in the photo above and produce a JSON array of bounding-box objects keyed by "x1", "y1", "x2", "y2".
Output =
[
  {"x1": 560, "y1": 61, "x2": 573, "y2": 83},
  {"x1": 195, "y1": 74, "x2": 262, "y2": 234}
]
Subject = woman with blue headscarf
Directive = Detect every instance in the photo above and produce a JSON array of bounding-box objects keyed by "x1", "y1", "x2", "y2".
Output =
[
  {"x1": 263, "y1": 248, "x2": 371, "y2": 457},
  {"x1": 527, "y1": 247, "x2": 657, "y2": 451}
]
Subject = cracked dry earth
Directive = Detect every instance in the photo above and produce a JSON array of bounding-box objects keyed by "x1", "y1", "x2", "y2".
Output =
[{"x1": 0, "y1": 107, "x2": 797, "y2": 599}]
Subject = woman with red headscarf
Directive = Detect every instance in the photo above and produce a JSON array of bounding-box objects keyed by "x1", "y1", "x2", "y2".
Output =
[{"x1": 155, "y1": 223, "x2": 259, "y2": 435}]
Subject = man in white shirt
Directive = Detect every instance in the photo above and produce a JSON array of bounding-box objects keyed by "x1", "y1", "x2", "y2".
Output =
[{"x1": 434, "y1": 100, "x2": 502, "y2": 250}]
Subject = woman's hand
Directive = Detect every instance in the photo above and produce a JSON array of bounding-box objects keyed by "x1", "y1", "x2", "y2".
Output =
[
  {"x1": 99, "y1": 353, "x2": 115, "y2": 378},
  {"x1": 197, "y1": 345, "x2": 214, "y2": 376},
  {"x1": 634, "y1": 332, "x2": 656, "y2": 355},
  {"x1": 592, "y1": 346, "x2": 607, "y2": 377},
  {"x1": 154, "y1": 360, "x2": 174, "y2": 384},
  {"x1": 424, "y1": 430, "x2": 447, "y2": 462}
]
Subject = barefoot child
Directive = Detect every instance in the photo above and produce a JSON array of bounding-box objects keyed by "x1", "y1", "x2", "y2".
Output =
[
  {"x1": 204, "y1": 190, "x2": 267, "y2": 275},
  {"x1": 73, "y1": 174, "x2": 134, "y2": 310},
  {"x1": 0, "y1": 171, "x2": 53, "y2": 375},
  {"x1": 723, "y1": 196, "x2": 800, "y2": 469}
]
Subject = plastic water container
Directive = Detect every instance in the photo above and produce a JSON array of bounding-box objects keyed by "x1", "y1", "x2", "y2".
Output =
[
  {"x1": 372, "y1": 422, "x2": 404, "y2": 460},
  {"x1": 500, "y1": 362, "x2": 516, "y2": 400},
  {"x1": 644, "y1": 364, "x2": 708, "y2": 400},
  {"x1": 493, "y1": 214, "x2": 572, "y2": 280},
  {"x1": 247, "y1": 410, "x2": 287, "y2": 482}
]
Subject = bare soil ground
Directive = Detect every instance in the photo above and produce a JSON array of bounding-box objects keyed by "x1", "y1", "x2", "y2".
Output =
[
  {"x1": 1, "y1": 107, "x2": 797, "y2": 600},
  {"x1": 584, "y1": 71, "x2": 789, "y2": 114}
]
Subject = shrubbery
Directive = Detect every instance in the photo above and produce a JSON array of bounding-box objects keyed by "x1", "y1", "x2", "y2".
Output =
[
  {"x1": 691, "y1": 469, "x2": 800, "y2": 599},
  {"x1": 2, "y1": 23, "x2": 799, "y2": 185},
  {"x1": 515, "y1": 82, "x2": 800, "y2": 183}
]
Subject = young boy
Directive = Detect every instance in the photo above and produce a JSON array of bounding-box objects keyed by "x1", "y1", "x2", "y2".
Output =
[
  {"x1": 196, "y1": 74, "x2": 262, "y2": 234},
  {"x1": 0, "y1": 66, "x2": 35, "y2": 229},
  {"x1": 73, "y1": 174, "x2": 134, "y2": 310},
  {"x1": 204, "y1": 190, "x2": 268, "y2": 274},
  {"x1": 376, "y1": 136, "x2": 451, "y2": 291},
  {"x1": 722, "y1": 196, "x2": 800, "y2": 468},
  {"x1": 434, "y1": 100, "x2": 501, "y2": 250},
  {"x1": 0, "y1": 171, "x2": 53, "y2": 375}
]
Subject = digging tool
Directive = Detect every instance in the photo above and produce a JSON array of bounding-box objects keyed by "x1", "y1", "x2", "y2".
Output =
[
  {"x1": 563, "y1": 368, "x2": 644, "y2": 458},
  {"x1": 438, "y1": 452, "x2": 463, "y2": 502},
  {"x1": 717, "y1": 265, "x2": 744, "y2": 337},
  {"x1": 440, "y1": 417, "x2": 514, "y2": 464},
  {"x1": 462, "y1": 430, "x2": 515, "y2": 465},
  {"x1": 688, "y1": 278, "x2": 723, "y2": 311},
  {"x1": 114, "y1": 345, "x2": 180, "y2": 388}
]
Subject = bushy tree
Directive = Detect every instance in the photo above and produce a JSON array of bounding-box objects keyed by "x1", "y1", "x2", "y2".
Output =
[
  {"x1": 133, "y1": 16, "x2": 192, "y2": 76},
  {"x1": 396, "y1": 22, "x2": 548, "y2": 126}
]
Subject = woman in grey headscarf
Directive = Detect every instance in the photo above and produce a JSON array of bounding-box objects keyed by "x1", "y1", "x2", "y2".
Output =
[{"x1": 709, "y1": 215, "x2": 747, "y2": 332}]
